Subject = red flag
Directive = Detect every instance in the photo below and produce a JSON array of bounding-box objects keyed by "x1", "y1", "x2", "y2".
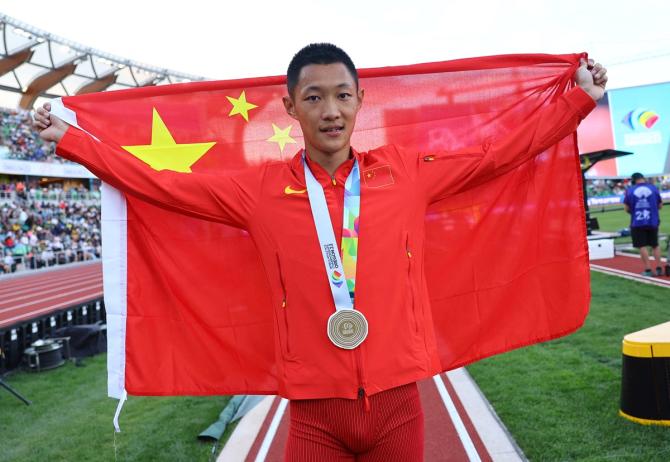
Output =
[{"x1": 53, "y1": 53, "x2": 592, "y2": 398}]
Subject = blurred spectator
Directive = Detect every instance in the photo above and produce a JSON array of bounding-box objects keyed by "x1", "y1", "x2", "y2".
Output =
[
  {"x1": 586, "y1": 176, "x2": 669, "y2": 198},
  {"x1": 0, "y1": 182, "x2": 101, "y2": 273},
  {"x1": 0, "y1": 107, "x2": 64, "y2": 163}
]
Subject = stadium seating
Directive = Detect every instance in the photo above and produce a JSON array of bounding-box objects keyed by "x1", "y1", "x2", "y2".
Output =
[
  {"x1": 0, "y1": 107, "x2": 61, "y2": 163},
  {"x1": 0, "y1": 182, "x2": 101, "y2": 274}
]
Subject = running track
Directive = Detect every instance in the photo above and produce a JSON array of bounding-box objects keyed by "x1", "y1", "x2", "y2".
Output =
[
  {"x1": 0, "y1": 261, "x2": 103, "y2": 329},
  {"x1": 219, "y1": 369, "x2": 524, "y2": 461},
  {"x1": 591, "y1": 253, "x2": 670, "y2": 288}
]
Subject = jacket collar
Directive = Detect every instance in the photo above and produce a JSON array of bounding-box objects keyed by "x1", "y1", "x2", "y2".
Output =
[{"x1": 289, "y1": 148, "x2": 361, "y2": 187}]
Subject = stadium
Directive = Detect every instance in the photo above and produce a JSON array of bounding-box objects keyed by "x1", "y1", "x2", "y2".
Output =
[{"x1": 1, "y1": 9, "x2": 670, "y2": 462}]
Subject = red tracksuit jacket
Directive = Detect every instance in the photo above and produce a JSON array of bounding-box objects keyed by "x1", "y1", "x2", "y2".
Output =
[{"x1": 56, "y1": 86, "x2": 595, "y2": 399}]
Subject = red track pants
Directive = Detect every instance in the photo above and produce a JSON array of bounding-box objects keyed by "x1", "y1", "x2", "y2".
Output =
[{"x1": 284, "y1": 382, "x2": 424, "y2": 461}]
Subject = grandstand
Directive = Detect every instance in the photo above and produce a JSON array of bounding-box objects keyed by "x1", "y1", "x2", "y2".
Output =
[{"x1": 0, "y1": 13, "x2": 206, "y2": 374}]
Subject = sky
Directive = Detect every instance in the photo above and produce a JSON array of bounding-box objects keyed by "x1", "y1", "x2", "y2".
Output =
[{"x1": 1, "y1": 0, "x2": 670, "y2": 89}]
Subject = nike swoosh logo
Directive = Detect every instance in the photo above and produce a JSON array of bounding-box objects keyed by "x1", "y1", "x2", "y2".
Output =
[{"x1": 284, "y1": 185, "x2": 307, "y2": 195}]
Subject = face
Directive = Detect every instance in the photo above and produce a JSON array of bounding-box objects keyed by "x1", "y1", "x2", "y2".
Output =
[{"x1": 283, "y1": 63, "x2": 363, "y2": 158}]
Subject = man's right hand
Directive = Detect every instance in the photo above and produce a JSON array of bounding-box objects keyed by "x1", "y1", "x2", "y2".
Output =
[{"x1": 33, "y1": 102, "x2": 68, "y2": 143}]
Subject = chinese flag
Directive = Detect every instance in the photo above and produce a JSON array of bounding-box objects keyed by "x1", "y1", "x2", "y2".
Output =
[{"x1": 53, "y1": 54, "x2": 590, "y2": 398}]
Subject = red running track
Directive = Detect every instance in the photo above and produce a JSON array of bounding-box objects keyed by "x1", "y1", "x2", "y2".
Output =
[
  {"x1": 0, "y1": 262, "x2": 103, "y2": 329},
  {"x1": 239, "y1": 374, "x2": 503, "y2": 462},
  {"x1": 591, "y1": 253, "x2": 670, "y2": 288}
]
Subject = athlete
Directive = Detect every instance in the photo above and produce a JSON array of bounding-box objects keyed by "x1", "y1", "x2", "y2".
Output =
[
  {"x1": 624, "y1": 172, "x2": 665, "y2": 276},
  {"x1": 34, "y1": 44, "x2": 607, "y2": 461}
]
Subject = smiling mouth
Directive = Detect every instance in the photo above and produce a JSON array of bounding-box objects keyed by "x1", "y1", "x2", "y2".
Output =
[{"x1": 320, "y1": 126, "x2": 344, "y2": 135}]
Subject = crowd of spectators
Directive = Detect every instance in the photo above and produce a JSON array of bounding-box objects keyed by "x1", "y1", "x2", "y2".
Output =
[
  {"x1": 586, "y1": 176, "x2": 670, "y2": 198},
  {"x1": 1, "y1": 181, "x2": 101, "y2": 274},
  {"x1": 0, "y1": 107, "x2": 60, "y2": 163}
]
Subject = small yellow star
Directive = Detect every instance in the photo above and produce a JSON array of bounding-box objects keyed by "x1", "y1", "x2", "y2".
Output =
[
  {"x1": 122, "y1": 108, "x2": 216, "y2": 173},
  {"x1": 226, "y1": 91, "x2": 258, "y2": 122},
  {"x1": 267, "y1": 124, "x2": 297, "y2": 153}
]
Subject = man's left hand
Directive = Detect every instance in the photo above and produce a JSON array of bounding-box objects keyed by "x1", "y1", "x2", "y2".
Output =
[{"x1": 575, "y1": 58, "x2": 608, "y2": 101}]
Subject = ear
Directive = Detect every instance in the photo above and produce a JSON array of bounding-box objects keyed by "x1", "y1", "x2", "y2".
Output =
[
  {"x1": 356, "y1": 88, "x2": 365, "y2": 110},
  {"x1": 282, "y1": 95, "x2": 298, "y2": 120}
]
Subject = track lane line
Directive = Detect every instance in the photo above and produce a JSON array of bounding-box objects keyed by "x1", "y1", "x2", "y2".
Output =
[
  {"x1": 0, "y1": 285, "x2": 104, "y2": 314},
  {"x1": 433, "y1": 374, "x2": 482, "y2": 462},
  {"x1": 0, "y1": 271, "x2": 101, "y2": 295},
  {"x1": 0, "y1": 291, "x2": 103, "y2": 327},
  {"x1": 254, "y1": 399, "x2": 288, "y2": 462},
  {"x1": 0, "y1": 276, "x2": 102, "y2": 305}
]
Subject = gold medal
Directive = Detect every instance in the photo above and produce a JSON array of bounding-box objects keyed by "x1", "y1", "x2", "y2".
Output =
[{"x1": 327, "y1": 310, "x2": 368, "y2": 349}]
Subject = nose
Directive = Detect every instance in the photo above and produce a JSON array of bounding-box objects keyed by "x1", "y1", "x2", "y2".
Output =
[{"x1": 321, "y1": 96, "x2": 341, "y2": 121}]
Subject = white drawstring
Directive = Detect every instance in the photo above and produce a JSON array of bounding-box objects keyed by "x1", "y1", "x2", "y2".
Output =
[{"x1": 113, "y1": 389, "x2": 128, "y2": 433}]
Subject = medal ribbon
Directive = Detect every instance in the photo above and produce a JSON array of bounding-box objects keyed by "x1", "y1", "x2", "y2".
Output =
[{"x1": 303, "y1": 152, "x2": 360, "y2": 311}]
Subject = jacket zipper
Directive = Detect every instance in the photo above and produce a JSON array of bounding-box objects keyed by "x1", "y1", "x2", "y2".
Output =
[
  {"x1": 275, "y1": 253, "x2": 290, "y2": 354},
  {"x1": 406, "y1": 234, "x2": 419, "y2": 334},
  {"x1": 332, "y1": 171, "x2": 367, "y2": 410},
  {"x1": 355, "y1": 350, "x2": 369, "y2": 412}
]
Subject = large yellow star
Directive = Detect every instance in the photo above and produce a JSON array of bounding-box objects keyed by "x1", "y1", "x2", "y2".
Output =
[
  {"x1": 226, "y1": 91, "x2": 258, "y2": 122},
  {"x1": 267, "y1": 124, "x2": 297, "y2": 153},
  {"x1": 122, "y1": 109, "x2": 216, "y2": 173}
]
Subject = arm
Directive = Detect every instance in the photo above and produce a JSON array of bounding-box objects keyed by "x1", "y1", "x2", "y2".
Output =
[
  {"x1": 418, "y1": 58, "x2": 606, "y2": 202},
  {"x1": 35, "y1": 107, "x2": 262, "y2": 229},
  {"x1": 419, "y1": 87, "x2": 596, "y2": 201}
]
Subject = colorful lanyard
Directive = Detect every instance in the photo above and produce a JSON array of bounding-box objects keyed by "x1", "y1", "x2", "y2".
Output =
[
  {"x1": 303, "y1": 152, "x2": 367, "y2": 349},
  {"x1": 303, "y1": 152, "x2": 360, "y2": 309}
]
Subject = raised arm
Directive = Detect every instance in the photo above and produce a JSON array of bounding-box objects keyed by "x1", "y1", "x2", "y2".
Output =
[
  {"x1": 34, "y1": 104, "x2": 262, "y2": 229},
  {"x1": 418, "y1": 58, "x2": 606, "y2": 202}
]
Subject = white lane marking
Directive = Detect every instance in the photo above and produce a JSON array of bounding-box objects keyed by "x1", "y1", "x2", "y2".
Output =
[
  {"x1": 254, "y1": 398, "x2": 288, "y2": 462},
  {"x1": 448, "y1": 368, "x2": 524, "y2": 461},
  {"x1": 0, "y1": 275, "x2": 102, "y2": 305},
  {"x1": 0, "y1": 286, "x2": 103, "y2": 314},
  {"x1": 0, "y1": 291, "x2": 103, "y2": 326},
  {"x1": 217, "y1": 396, "x2": 275, "y2": 462},
  {"x1": 0, "y1": 260, "x2": 100, "y2": 284},
  {"x1": 0, "y1": 271, "x2": 101, "y2": 296},
  {"x1": 433, "y1": 374, "x2": 481, "y2": 462},
  {"x1": 590, "y1": 265, "x2": 670, "y2": 288}
]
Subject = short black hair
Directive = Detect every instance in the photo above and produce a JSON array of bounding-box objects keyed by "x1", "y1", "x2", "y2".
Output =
[
  {"x1": 631, "y1": 172, "x2": 645, "y2": 183},
  {"x1": 286, "y1": 43, "x2": 358, "y2": 95}
]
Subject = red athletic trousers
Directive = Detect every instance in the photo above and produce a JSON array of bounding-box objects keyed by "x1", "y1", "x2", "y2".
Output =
[{"x1": 284, "y1": 382, "x2": 424, "y2": 461}]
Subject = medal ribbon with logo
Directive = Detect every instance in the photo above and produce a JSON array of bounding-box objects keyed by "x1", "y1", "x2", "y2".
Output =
[{"x1": 303, "y1": 152, "x2": 367, "y2": 349}]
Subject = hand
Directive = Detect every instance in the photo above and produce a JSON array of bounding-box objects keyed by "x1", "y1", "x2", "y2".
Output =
[
  {"x1": 33, "y1": 102, "x2": 68, "y2": 143},
  {"x1": 574, "y1": 58, "x2": 608, "y2": 101}
]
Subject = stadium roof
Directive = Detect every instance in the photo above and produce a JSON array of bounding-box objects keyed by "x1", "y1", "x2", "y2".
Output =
[{"x1": 0, "y1": 14, "x2": 206, "y2": 111}]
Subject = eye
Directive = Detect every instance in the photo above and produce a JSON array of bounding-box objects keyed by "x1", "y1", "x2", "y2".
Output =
[
  {"x1": 339, "y1": 93, "x2": 352, "y2": 100},
  {"x1": 304, "y1": 95, "x2": 320, "y2": 102}
]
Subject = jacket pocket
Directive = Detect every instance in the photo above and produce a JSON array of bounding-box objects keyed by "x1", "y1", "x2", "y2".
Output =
[
  {"x1": 275, "y1": 252, "x2": 291, "y2": 355},
  {"x1": 405, "y1": 233, "x2": 419, "y2": 334}
]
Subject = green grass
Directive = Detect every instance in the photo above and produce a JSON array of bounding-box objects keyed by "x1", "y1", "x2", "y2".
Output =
[
  {"x1": 468, "y1": 271, "x2": 670, "y2": 461},
  {"x1": 591, "y1": 204, "x2": 670, "y2": 236},
  {"x1": 0, "y1": 354, "x2": 234, "y2": 462}
]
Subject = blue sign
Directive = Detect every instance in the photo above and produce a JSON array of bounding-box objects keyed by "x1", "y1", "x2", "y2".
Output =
[{"x1": 608, "y1": 82, "x2": 670, "y2": 176}]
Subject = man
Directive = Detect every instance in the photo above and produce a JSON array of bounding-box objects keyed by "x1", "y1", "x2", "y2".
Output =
[
  {"x1": 35, "y1": 44, "x2": 607, "y2": 461},
  {"x1": 624, "y1": 172, "x2": 665, "y2": 276}
]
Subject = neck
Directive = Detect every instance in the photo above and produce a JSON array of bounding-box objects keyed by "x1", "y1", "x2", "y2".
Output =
[{"x1": 306, "y1": 145, "x2": 351, "y2": 177}]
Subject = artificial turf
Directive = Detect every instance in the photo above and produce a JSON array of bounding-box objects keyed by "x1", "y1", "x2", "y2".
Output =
[
  {"x1": 468, "y1": 271, "x2": 670, "y2": 461},
  {"x1": 0, "y1": 354, "x2": 233, "y2": 461}
]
